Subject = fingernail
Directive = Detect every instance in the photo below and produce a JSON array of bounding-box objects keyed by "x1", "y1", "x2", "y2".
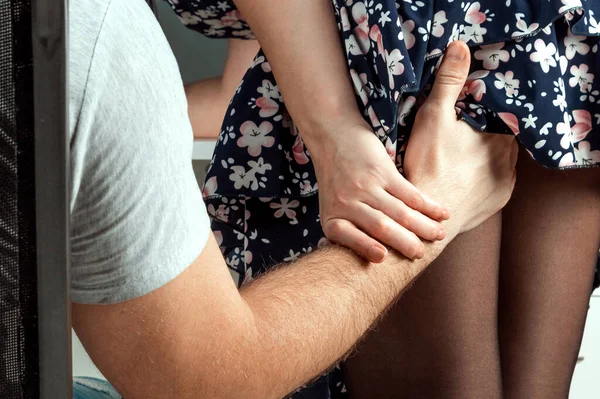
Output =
[
  {"x1": 368, "y1": 246, "x2": 387, "y2": 262},
  {"x1": 442, "y1": 209, "x2": 450, "y2": 220},
  {"x1": 446, "y1": 41, "x2": 466, "y2": 61}
]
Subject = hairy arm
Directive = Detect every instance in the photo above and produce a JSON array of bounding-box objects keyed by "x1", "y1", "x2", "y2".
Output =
[
  {"x1": 186, "y1": 39, "x2": 260, "y2": 138},
  {"x1": 73, "y1": 233, "x2": 449, "y2": 399}
]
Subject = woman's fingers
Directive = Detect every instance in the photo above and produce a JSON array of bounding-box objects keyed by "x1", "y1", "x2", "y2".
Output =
[
  {"x1": 352, "y1": 204, "x2": 425, "y2": 260},
  {"x1": 368, "y1": 188, "x2": 446, "y2": 241},
  {"x1": 323, "y1": 218, "x2": 388, "y2": 263},
  {"x1": 386, "y1": 174, "x2": 449, "y2": 221}
]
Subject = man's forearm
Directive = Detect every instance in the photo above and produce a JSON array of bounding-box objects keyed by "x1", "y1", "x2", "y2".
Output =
[{"x1": 238, "y1": 238, "x2": 451, "y2": 398}]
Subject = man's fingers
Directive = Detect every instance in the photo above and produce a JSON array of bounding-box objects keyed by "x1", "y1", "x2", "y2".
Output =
[
  {"x1": 427, "y1": 41, "x2": 471, "y2": 109},
  {"x1": 386, "y1": 175, "x2": 449, "y2": 221},
  {"x1": 353, "y1": 204, "x2": 425, "y2": 260},
  {"x1": 369, "y1": 189, "x2": 446, "y2": 242},
  {"x1": 323, "y1": 218, "x2": 388, "y2": 263}
]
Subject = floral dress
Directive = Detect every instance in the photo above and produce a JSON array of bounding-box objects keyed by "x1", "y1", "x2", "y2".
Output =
[{"x1": 165, "y1": 0, "x2": 600, "y2": 397}]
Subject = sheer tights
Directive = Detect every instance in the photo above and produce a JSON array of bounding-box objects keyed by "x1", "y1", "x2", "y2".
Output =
[{"x1": 343, "y1": 149, "x2": 600, "y2": 399}]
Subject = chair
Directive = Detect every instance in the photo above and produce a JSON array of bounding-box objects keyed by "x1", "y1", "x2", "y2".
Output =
[{"x1": 0, "y1": 0, "x2": 70, "y2": 397}]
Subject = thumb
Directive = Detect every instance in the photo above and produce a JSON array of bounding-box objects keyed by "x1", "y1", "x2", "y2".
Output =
[{"x1": 427, "y1": 41, "x2": 471, "y2": 109}]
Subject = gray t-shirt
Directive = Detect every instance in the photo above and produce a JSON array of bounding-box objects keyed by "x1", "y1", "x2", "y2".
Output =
[{"x1": 69, "y1": 0, "x2": 210, "y2": 304}]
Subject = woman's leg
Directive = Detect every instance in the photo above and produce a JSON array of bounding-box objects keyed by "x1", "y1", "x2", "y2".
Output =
[
  {"x1": 499, "y1": 151, "x2": 600, "y2": 398},
  {"x1": 343, "y1": 213, "x2": 503, "y2": 399}
]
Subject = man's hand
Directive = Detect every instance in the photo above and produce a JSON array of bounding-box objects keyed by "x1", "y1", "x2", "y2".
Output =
[
  {"x1": 72, "y1": 42, "x2": 518, "y2": 399},
  {"x1": 404, "y1": 40, "x2": 518, "y2": 239}
]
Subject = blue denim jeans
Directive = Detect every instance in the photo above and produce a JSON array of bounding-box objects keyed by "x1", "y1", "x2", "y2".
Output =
[{"x1": 73, "y1": 377, "x2": 121, "y2": 399}]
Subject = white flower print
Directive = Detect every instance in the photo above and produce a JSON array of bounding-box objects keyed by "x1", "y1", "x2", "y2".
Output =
[
  {"x1": 237, "y1": 121, "x2": 275, "y2": 156},
  {"x1": 350, "y1": 69, "x2": 370, "y2": 105},
  {"x1": 589, "y1": 10, "x2": 600, "y2": 35},
  {"x1": 461, "y1": 23, "x2": 487, "y2": 44},
  {"x1": 558, "y1": 0, "x2": 583, "y2": 14},
  {"x1": 556, "y1": 110, "x2": 592, "y2": 149},
  {"x1": 352, "y1": 3, "x2": 371, "y2": 54},
  {"x1": 229, "y1": 165, "x2": 258, "y2": 190},
  {"x1": 552, "y1": 78, "x2": 568, "y2": 111},
  {"x1": 401, "y1": 19, "x2": 416, "y2": 49},
  {"x1": 283, "y1": 249, "x2": 301, "y2": 262},
  {"x1": 475, "y1": 42, "x2": 510, "y2": 70},
  {"x1": 431, "y1": 11, "x2": 448, "y2": 38},
  {"x1": 385, "y1": 49, "x2": 405, "y2": 89},
  {"x1": 569, "y1": 64, "x2": 594, "y2": 92},
  {"x1": 512, "y1": 18, "x2": 539, "y2": 38},
  {"x1": 564, "y1": 30, "x2": 590, "y2": 60},
  {"x1": 494, "y1": 71, "x2": 520, "y2": 96},
  {"x1": 257, "y1": 79, "x2": 281, "y2": 99},
  {"x1": 248, "y1": 157, "x2": 272, "y2": 174},
  {"x1": 530, "y1": 39, "x2": 557, "y2": 73},
  {"x1": 345, "y1": 35, "x2": 363, "y2": 56},
  {"x1": 398, "y1": 96, "x2": 416, "y2": 126},
  {"x1": 178, "y1": 11, "x2": 202, "y2": 25}
]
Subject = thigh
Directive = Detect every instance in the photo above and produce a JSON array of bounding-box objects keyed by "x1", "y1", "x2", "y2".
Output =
[
  {"x1": 499, "y1": 152, "x2": 600, "y2": 398},
  {"x1": 344, "y1": 213, "x2": 503, "y2": 399}
]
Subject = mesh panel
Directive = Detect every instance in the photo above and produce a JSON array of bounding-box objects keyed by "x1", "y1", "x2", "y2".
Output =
[{"x1": 0, "y1": 0, "x2": 39, "y2": 398}]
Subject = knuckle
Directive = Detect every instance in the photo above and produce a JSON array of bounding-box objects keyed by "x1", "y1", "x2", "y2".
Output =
[
  {"x1": 373, "y1": 219, "x2": 391, "y2": 237},
  {"x1": 325, "y1": 219, "x2": 345, "y2": 240},
  {"x1": 437, "y1": 69, "x2": 467, "y2": 87}
]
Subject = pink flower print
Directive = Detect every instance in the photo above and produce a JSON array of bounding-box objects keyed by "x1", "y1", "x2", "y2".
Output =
[
  {"x1": 340, "y1": 7, "x2": 351, "y2": 32},
  {"x1": 574, "y1": 141, "x2": 600, "y2": 165},
  {"x1": 498, "y1": 112, "x2": 520, "y2": 135},
  {"x1": 401, "y1": 19, "x2": 416, "y2": 49},
  {"x1": 385, "y1": 49, "x2": 405, "y2": 89},
  {"x1": 207, "y1": 203, "x2": 229, "y2": 223},
  {"x1": 564, "y1": 30, "x2": 590, "y2": 60},
  {"x1": 461, "y1": 70, "x2": 489, "y2": 101},
  {"x1": 270, "y1": 198, "x2": 300, "y2": 220},
  {"x1": 569, "y1": 64, "x2": 594, "y2": 92},
  {"x1": 367, "y1": 106, "x2": 382, "y2": 128},
  {"x1": 213, "y1": 230, "x2": 223, "y2": 247},
  {"x1": 431, "y1": 11, "x2": 448, "y2": 38},
  {"x1": 369, "y1": 25, "x2": 384, "y2": 56},
  {"x1": 203, "y1": 176, "x2": 218, "y2": 197},
  {"x1": 556, "y1": 110, "x2": 591, "y2": 149},
  {"x1": 352, "y1": 3, "x2": 371, "y2": 53},
  {"x1": 350, "y1": 69, "x2": 370, "y2": 105},
  {"x1": 475, "y1": 42, "x2": 510, "y2": 70},
  {"x1": 494, "y1": 71, "x2": 520, "y2": 96},
  {"x1": 238, "y1": 121, "x2": 275, "y2": 156},
  {"x1": 398, "y1": 96, "x2": 416, "y2": 126},
  {"x1": 464, "y1": 2, "x2": 486, "y2": 25},
  {"x1": 292, "y1": 135, "x2": 310, "y2": 165},
  {"x1": 530, "y1": 39, "x2": 557, "y2": 73},
  {"x1": 571, "y1": 110, "x2": 592, "y2": 142},
  {"x1": 384, "y1": 138, "x2": 396, "y2": 161},
  {"x1": 255, "y1": 96, "x2": 279, "y2": 118},
  {"x1": 558, "y1": 0, "x2": 583, "y2": 14}
]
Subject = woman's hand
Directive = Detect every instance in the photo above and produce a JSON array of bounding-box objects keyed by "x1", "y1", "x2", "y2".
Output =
[{"x1": 309, "y1": 119, "x2": 449, "y2": 263}]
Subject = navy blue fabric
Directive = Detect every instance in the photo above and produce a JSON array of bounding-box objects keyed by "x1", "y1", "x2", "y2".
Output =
[{"x1": 163, "y1": 1, "x2": 600, "y2": 397}]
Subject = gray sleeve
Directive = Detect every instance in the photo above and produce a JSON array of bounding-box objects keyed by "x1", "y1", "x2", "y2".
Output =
[{"x1": 69, "y1": 0, "x2": 210, "y2": 304}]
